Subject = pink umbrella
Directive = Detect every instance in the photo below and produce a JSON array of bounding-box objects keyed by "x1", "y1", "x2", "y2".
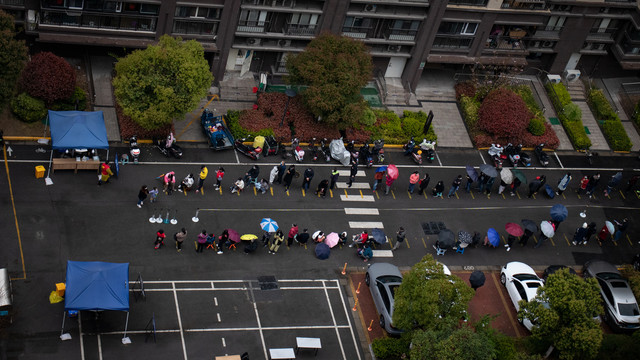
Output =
[
  {"x1": 386, "y1": 164, "x2": 399, "y2": 180},
  {"x1": 325, "y1": 232, "x2": 340, "y2": 248},
  {"x1": 505, "y1": 223, "x2": 524, "y2": 237},
  {"x1": 226, "y1": 228, "x2": 241, "y2": 243}
]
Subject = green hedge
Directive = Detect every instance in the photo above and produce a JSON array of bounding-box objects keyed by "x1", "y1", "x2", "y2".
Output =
[
  {"x1": 560, "y1": 114, "x2": 592, "y2": 149},
  {"x1": 528, "y1": 116, "x2": 546, "y2": 136},
  {"x1": 459, "y1": 95, "x2": 480, "y2": 128},
  {"x1": 372, "y1": 335, "x2": 411, "y2": 360},
  {"x1": 545, "y1": 82, "x2": 571, "y2": 109},
  {"x1": 588, "y1": 89, "x2": 632, "y2": 151},
  {"x1": 50, "y1": 86, "x2": 87, "y2": 111},
  {"x1": 402, "y1": 110, "x2": 437, "y2": 142},
  {"x1": 11, "y1": 92, "x2": 47, "y2": 123},
  {"x1": 545, "y1": 82, "x2": 592, "y2": 149}
]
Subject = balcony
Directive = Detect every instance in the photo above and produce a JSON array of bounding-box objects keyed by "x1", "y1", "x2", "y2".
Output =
[
  {"x1": 501, "y1": 0, "x2": 546, "y2": 11},
  {"x1": 343, "y1": 26, "x2": 371, "y2": 39},
  {"x1": 237, "y1": 20, "x2": 267, "y2": 33},
  {"x1": 448, "y1": 0, "x2": 488, "y2": 6},
  {"x1": 40, "y1": 11, "x2": 157, "y2": 32},
  {"x1": 484, "y1": 35, "x2": 527, "y2": 51},
  {"x1": 285, "y1": 23, "x2": 317, "y2": 36},
  {"x1": 384, "y1": 28, "x2": 417, "y2": 41},
  {"x1": 432, "y1": 35, "x2": 473, "y2": 49},
  {"x1": 241, "y1": 0, "x2": 323, "y2": 12},
  {"x1": 587, "y1": 28, "x2": 617, "y2": 41},
  {"x1": 532, "y1": 25, "x2": 562, "y2": 39},
  {"x1": 0, "y1": 0, "x2": 24, "y2": 5}
]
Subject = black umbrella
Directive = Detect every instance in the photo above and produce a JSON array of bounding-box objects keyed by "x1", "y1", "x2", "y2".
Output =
[
  {"x1": 371, "y1": 228, "x2": 387, "y2": 244},
  {"x1": 465, "y1": 165, "x2": 478, "y2": 182},
  {"x1": 437, "y1": 229, "x2": 455, "y2": 249},
  {"x1": 521, "y1": 219, "x2": 538, "y2": 233},
  {"x1": 550, "y1": 204, "x2": 568, "y2": 222},
  {"x1": 479, "y1": 164, "x2": 498, "y2": 178},
  {"x1": 469, "y1": 270, "x2": 486, "y2": 290}
]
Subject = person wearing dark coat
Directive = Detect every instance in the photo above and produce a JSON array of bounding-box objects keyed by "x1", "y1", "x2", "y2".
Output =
[
  {"x1": 465, "y1": 175, "x2": 473, "y2": 193},
  {"x1": 276, "y1": 161, "x2": 286, "y2": 184},
  {"x1": 244, "y1": 239, "x2": 258, "y2": 254},
  {"x1": 315, "y1": 179, "x2": 329, "y2": 197},
  {"x1": 347, "y1": 161, "x2": 358, "y2": 188},
  {"x1": 518, "y1": 229, "x2": 533, "y2": 246},
  {"x1": 485, "y1": 177, "x2": 495, "y2": 195},
  {"x1": 283, "y1": 165, "x2": 295, "y2": 191},
  {"x1": 243, "y1": 165, "x2": 260, "y2": 184},
  {"x1": 572, "y1": 223, "x2": 589, "y2": 245},
  {"x1": 528, "y1": 175, "x2": 545, "y2": 198},
  {"x1": 583, "y1": 222, "x2": 597, "y2": 245},
  {"x1": 295, "y1": 229, "x2": 310, "y2": 245},
  {"x1": 585, "y1": 173, "x2": 600, "y2": 197},
  {"x1": 510, "y1": 177, "x2": 521, "y2": 197},
  {"x1": 418, "y1": 173, "x2": 431, "y2": 195},
  {"x1": 302, "y1": 167, "x2": 314, "y2": 191},
  {"x1": 329, "y1": 168, "x2": 339, "y2": 189},
  {"x1": 477, "y1": 173, "x2": 488, "y2": 192},
  {"x1": 505, "y1": 234, "x2": 517, "y2": 251},
  {"x1": 433, "y1": 181, "x2": 444, "y2": 198}
]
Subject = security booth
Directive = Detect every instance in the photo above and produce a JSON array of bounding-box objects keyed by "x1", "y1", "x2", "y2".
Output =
[{"x1": 0, "y1": 268, "x2": 12, "y2": 326}]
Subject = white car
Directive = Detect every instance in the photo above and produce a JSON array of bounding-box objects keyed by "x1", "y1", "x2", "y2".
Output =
[{"x1": 500, "y1": 261, "x2": 545, "y2": 330}]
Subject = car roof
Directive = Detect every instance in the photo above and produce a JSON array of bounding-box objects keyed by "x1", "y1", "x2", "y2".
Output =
[
  {"x1": 586, "y1": 260, "x2": 620, "y2": 276},
  {"x1": 506, "y1": 261, "x2": 536, "y2": 275},
  {"x1": 368, "y1": 263, "x2": 402, "y2": 280}
]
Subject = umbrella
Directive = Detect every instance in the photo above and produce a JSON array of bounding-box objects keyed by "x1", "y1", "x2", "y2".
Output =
[
  {"x1": 438, "y1": 229, "x2": 455, "y2": 249},
  {"x1": 375, "y1": 166, "x2": 388, "y2": 173},
  {"x1": 241, "y1": 234, "x2": 258, "y2": 241},
  {"x1": 543, "y1": 184, "x2": 555, "y2": 198},
  {"x1": 521, "y1": 219, "x2": 538, "y2": 233},
  {"x1": 550, "y1": 204, "x2": 568, "y2": 222},
  {"x1": 325, "y1": 232, "x2": 340, "y2": 248},
  {"x1": 458, "y1": 231, "x2": 473, "y2": 244},
  {"x1": 610, "y1": 172, "x2": 623, "y2": 186},
  {"x1": 605, "y1": 221, "x2": 615, "y2": 234},
  {"x1": 500, "y1": 168, "x2": 513, "y2": 184},
  {"x1": 465, "y1": 165, "x2": 478, "y2": 182},
  {"x1": 511, "y1": 168, "x2": 527, "y2": 184},
  {"x1": 505, "y1": 223, "x2": 524, "y2": 237},
  {"x1": 469, "y1": 270, "x2": 486, "y2": 289},
  {"x1": 386, "y1": 164, "x2": 399, "y2": 180},
  {"x1": 371, "y1": 228, "x2": 387, "y2": 244},
  {"x1": 227, "y1": 229, "x2": 241, "y2": 243},
  {"x1": 540, "y1": 221, "x2": 555, "y2": 238},
  {"x1": 479, "y1": 164, "x2": 498, "y2": 178},
  {"x1": 487, "y1": 228, "x2": 500, "y2": 247},
  {"x1": 259, "y1": 218, "x2": 279, "y2": 233},
  {"x1": 315, "y1": 243, "x2": 330, "y2": 260},
  {"x1": 312, "y1": 230, "x2": 324, "y2": 241}
]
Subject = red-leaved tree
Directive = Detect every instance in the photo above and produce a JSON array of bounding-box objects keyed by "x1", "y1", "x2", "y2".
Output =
[
  {"x1": 20, "y1": 52, "x2": 76, "y2": 105},
  {"x1": 477, "y1": 88, "x2": 531, "y2": 138}
]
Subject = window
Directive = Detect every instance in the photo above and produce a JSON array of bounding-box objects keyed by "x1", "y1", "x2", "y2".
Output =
[
  {"x1": 438, "y1": 22, "x2": 477, "y2": 35},
  {"x1": 391, "y1": 20, "x2": 419, "y2": 32},
  {"x1": 546, "y1": 16, "x2": 565, "y2": 31},
  {"x1": 42, "y1": 0, "x2": 67, "y2": 8},
  {"x1": 175, "y1": 6, "x2": 220, "y2": 19},
  {"x1": 432, "y1": 37, "x2": 472, "y2": 48},
  {"x1": 86, "y1": 0, "x2": 105, "y2": 10},
  {"x1": 377, "y1": 282, "x2": 391, "y2": 313},
  {"x1": 290, "y1": 13, "x2": 318, "y2": 26},
  {"x1": 140, "y1": 4, "x2": 159, "y2": 15},
  {"x1": 343, "y1": 17, "x2": 371, "y2": 31},
  {"x1": 68, "y1": 0, "x2": 83, "y2": 9}
]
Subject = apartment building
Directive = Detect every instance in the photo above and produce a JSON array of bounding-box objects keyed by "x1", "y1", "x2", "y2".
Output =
[{"x1": 2, "y1": 0, "x2": 640, "y2": 91}]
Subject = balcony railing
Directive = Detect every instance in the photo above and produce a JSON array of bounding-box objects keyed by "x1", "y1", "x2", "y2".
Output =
[
  {"x1": 485, "y1": 35, "x2": 527, "y2": 50},
  {"x1": 40, "y1": 11, "x2": 157, "y2": 31},
  {"x1": 432, "y1": 35, "x2": 473, "y2": 49},
  {"x1": 0, "y1": 0, "x2": 24, "y2": 5},
  {"x1": 285, "y1": 23, "x2": 316, "y2": 36},
  {"x1": 385, "y1": 28, "x2": 417, "y2": 41},
  {"x1": 342, "y1": 26, "x2": 371, "y2": 39},
  {"x1": 448, "y1": 0, "x2": 488, "y2": 6},
  {"x1": 501, "y1": 0, "x2": 546, "y2": 10},
  {"x1": 237, "y1": 20, "x2": 267, "y2": 33}
]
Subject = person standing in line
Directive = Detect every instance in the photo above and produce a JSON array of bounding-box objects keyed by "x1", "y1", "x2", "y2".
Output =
[
  {"x1": 164, "y1": 172, "x2": 176, "y2": 194},
  {"x1": 137, "y1": 185, "x2": 149, "y2": 208},
  {"x1": 214, "y1": 167, "x2": 225, "y2": 190},
  {"x1": 302, "y1": 167, "x2": 314, "y2": 191},
  {"x1": 585, "y1": 173, "x2": 600, "y2": 197},
  {"x1": 269, "y1": 165, "x2": 279, "y2": 185},
  {"x1": 329, "y1": 168, "x2": 339, "y2": 190},
  {"x1": 518, "y1": 228, "x2": 533, "y2": 246},
  {"x1": 476, "y1": 173, "x2": 488, "y2": 193},
  {"x1": 626, "y1": 175, "x2": 640, "y2": 192},
  {"x1": 287, "y1": 224, "x2": 298, "y2": 247},
  {"x1": 417, "y1": 173, "x2": 430, "y2": 196},
  {"x1": 261, "y1": 231, "x2": 271, "y2": 248},
  {"x1": 276, "y1": 161, "x2": 286, "y2": 184},
  {"x1": 269, "y1": 229, "x2": 285, "y2": 254},
  {"x1": 98, "y1": 161, "x2": 113, "y2": 186},
  {"x1": 614, "y1": 218, "x2": 629, "y2": 242},
  {"x1": 392, "y1": 227, "x2": 406, "y2": 251},
  {"x1": 485, "y1": 176, "x2": 495, "y2": 195},
  {"x1": 408, "y1": 171, "x2": 420, "y2": 194},
  {"x1": 432, "y1": 180, "x2": 444, "y2": 198},
  {"x1": 196, "y1": 165, "x2": 208, "y2": 194},
  {"x1": 465, "y1": 175, "x2": 474, "y2": 193},
  {"x1": 505, "y1": 234, "x2": 516, "y2": 252},
  {"x1": 196, "y1": 230, "x2": 207, "y2": 253},
  {"x1": 597, "y1": 224, "x2": 610, "y2": 246},
  {"x1": 373, "y1": 170, "x2": 384, "y2": 191},
  {"x1": 583, "y1": 222, "x2": 597, "y2": 245},
  {"x1": 572, "y1": 223, "x2": 588, "y2": 246},
  {"x1": 174, "y1": 228, "x2": 187, "y2": 252},
  {"x1": 510, "y1": 177, "x2": 521, "y2": 197},
  {"x1": 448, "y1": 175, "x2": 462, "y2": 198},
  {"x1": 577, "y1": 176, "x2": 589, "y2": 195},
  {"x1": 556, "y1": 173, "x2": 572, "y2": 196},
  {"x1": 527, "y1": 175, "x2": 544, "y2": 198},
  {"x1": 347, "y1": 161, "x2": 358, "y2": 188},
  {"x1": 217, "y1": 230, "x2": 229, "y2": 254},
  {"x1": 283, "y1": 165, "x2": 295, "y2": 191},
  {"x1": 149, "y1": 186, "x2": 159, "y2": 203}
]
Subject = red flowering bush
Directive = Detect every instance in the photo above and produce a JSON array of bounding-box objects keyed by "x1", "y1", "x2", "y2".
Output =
[
  {"x1": 478, "y1": 88, "x2": 531, "y2": 138},
  {"x1": 473, "y1": 123, "x2": 559, "y2": 149},
  {"x1": 20, "y1": 52, "x2": 76, "y2": 105},
  {"x1": 454, "y1": 81, "x2": 477, "y2": 100}
]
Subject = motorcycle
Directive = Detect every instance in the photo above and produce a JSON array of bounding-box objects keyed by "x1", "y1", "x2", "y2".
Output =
[
  {"x1": 403, "y1": 137, "x2": 422, "y2": 165},
  {"x1": 403, "y1": 137, "x2": 416, "y2": 156},
  {"x1": 129, "y1": 135, "x2": 140, "y2": 164},
  {"x1": 505, "y1": 143, "x2": 520, "y2": 168},
  {"x1": 359, "y1": 143, "x2": 373, "y2": 168},
  {"x1": 346, "y1": 140, "x2": 359, "y2": 163},
  {"x1": 235, "y1": 137, "x2": 261, "y2": 160},
  {"x1": 373, "y1": 139, "x2": 384, "y2": 164},
  {"x1": 321, "y1": 138, "x2": 332, "y2": 162},
  {"x1": 516, "y1": 144, "x2": 531, "y2": 167},
  {"x1": 291, "y1": 138, "x2": 304, "y2": 162},
  {"x1": 488, "y1": 143, "x2": 505, "y2": 170},
  {"x1": 419, "y1": 139, "x2": 436, "y2": 163},
  {"x1": 534, "y1": 143, "x2": 549, "y2": 167},
  {"x1": 309, "y1": 138, "x2": 319, "y2": 162},
  {"x1": 156, "y1": 132, "x2": 183, "y2": 159}
]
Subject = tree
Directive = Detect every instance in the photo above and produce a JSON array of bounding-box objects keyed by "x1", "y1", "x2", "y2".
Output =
[
  {"x1": 518, "y1": 268, "x2": 603, "y2": 360},
  {"x1": 409, "y1": 326, "x2": 496, "y2": 360},
  {"x1": 286, "y1": 32, "x2": 372, "y2": 130},
  {"x1": 19, "y1": 52, "x2": 76, "y2": 105},
  {"x1": 0, "y1": 10, "x2": 28, "y2": 107},
  {"x1": 393, "y1": 254, "x2": 474, "y2": 331},
  {"x1": 113, "y1": 35, "x2": 212, "y2": 130}
]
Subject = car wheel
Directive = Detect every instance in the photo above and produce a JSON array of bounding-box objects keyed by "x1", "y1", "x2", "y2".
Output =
[
  {"x1": 500, "y1": 273, "x2": 506, "y2": 286},
  {"x1": 365, "y1": 273, "x2": 370, "y2": 286},
  {"x1": 379, "y1": 315, "x2": 385, "y2": 329}
]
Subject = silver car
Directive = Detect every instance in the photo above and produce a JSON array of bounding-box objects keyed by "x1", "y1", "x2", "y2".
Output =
[
  {"x1": 366, "y1": 263, "x2": 403, "y2": 336},
  {"x1": 583, "y1": 260, "x2": 640, "y2": 332}
]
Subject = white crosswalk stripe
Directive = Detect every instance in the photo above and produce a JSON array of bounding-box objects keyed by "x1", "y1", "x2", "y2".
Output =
[
  {"x1": 340, "y1": 195, "x2": 375, "y2": 202},
  {"x1": 349, "y1": 221, "x2": 384, "y2": 228},
  {"x1": 336, "y1": 182, "x2": 369, "y2": 189},
  {"x1": 344, "y1": 208, "x2": 379, "y2": 215},
  {"x1": 372, "y1": 250, "x2": 393, "y2": 257},
  {"x1": 337, "y1": 170, "x2": 366, "y2": 177}
]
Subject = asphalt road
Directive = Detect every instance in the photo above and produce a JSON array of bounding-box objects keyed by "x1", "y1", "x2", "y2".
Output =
[{"x1": 1, "y1": 143, "x2": 639, "y2": 359}]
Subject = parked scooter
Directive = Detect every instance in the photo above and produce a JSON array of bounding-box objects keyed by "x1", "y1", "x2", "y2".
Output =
[
  {"x1": 291, "y1": 138, "x2": 304, "y2": 162},
  {"x1": 516, "y1": 144, "x2": 531, "y2": 167},
  {"x1": 156, "y1": 132, "x2": 183, "y2": 159},
  {"x1": 129, "y1": 135, "x2": 140, "y2": 164},
  {"x1": 403, "y1": 137, "x2": 422, "y2": 165},
  {"x1": 235, "y1": 137, "x2": 261, "y2": 160},
  {"x1": 534, "y1": 143, "x2": 549, "y2": 167},
  {"x1": 488, "y1": 143, "x2": 505, "y2": 170},
  {"x1": 403, "y1": 137, "x2": 416, "y2": 156},
  {"x1": 321, "y1": 138, "x2": 332, "y2": 162},
  {"x1": 419, "y1": 139, "x2": 436, "y2": 163},
  {"x1": 505, "y1": 143, "x2": 520, "y2": 168},
  {"x1": 359, "y1": 143, "x2": 373, "y2": 168},
  {"x1": 373, "y1": 139, "x2": 384, "y2": 164},
  {"x1": 309, "y1": 138, "x2": 319, "y2": 162},
  {"x1": 262, "y1": 135, "x2": 279, "y2": 157},
  {"x1": 346, "y1": 140, "x2": 359, "y2": 163}
]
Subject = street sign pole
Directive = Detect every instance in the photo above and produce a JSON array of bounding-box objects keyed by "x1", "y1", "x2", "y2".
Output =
[{"x1": 423, "y1": 110, "x2": 434, "y2": 134}]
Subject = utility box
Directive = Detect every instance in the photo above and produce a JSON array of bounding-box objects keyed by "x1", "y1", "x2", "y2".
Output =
[
  {"x1": 56, "y1": 283, "x2": 66, "y2": 297},
  {"x1": 35, "y1": 166, "x2": 45, "y2": 179}
]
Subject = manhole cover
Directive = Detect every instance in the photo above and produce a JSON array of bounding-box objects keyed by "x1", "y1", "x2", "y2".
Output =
[
  {"x1": 257, "y1": 275, "x2": 278, "y2": 290},
  {"x1": 421, "y1": 222, "x2": 446, "y2": 235}
]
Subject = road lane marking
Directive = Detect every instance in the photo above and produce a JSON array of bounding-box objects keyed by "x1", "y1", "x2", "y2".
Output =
[
  {"x1": 337, "y1": 182, "x2": 370, "y2": 189},
  {"x1": 340, "y1": 195, "x2": 375, "y2": 202},
  {"x1": 478, "y1": 150, "x2": 486, "y2": 164},
  {"x1": 491, "y1": 273, "x2": 522, "y2": 337},
  {"x1": 436, "y1": 151, "x2": 443, "y2": 166},
  {"x1": 408, "y1": 191, "x2": 412, "y2": 199},
  {"x1": 338, "y1": 170, "x2": 366, "y2": 177},
  {"x1": 422, "y1": 238, "x2": 426, "y2": 248},
  {"x1": 554, "y1": 152, "x2": 564, "y2": 168},
  {"x1": 322, "y1": 280, "x2": 347, "y2": 360},
  {"x1": 344, "y1": 208, "x2": 379, "y2": 215},
  {"x1": 349, "y1": 221, "x2": 384, "y2": 228},
  {"x1": 172, "y1": 282, "x2": 188, "y2": 360}
]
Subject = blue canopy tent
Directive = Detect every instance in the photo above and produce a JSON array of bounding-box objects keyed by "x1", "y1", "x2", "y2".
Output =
[{"x1": 61, "y1": 261, "x2": 130, "y2": 342}]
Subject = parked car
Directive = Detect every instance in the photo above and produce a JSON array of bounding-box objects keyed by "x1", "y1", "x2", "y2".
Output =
[
  {"x1": 365, "y1": 263, "x2": 404, "y2": 336},
  {"x1": 500, "y1": 262, "x2": 545, "y2": 331},
  {"x1": 583, "y1": 260, "x2": 640, "y2": 332},
  {"x1": 542, "y1": 265, "x2": 577, "y2": 282}
]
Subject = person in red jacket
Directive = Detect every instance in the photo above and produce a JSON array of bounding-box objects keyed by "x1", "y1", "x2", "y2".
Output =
[
  {"x1": 287, "y1": 224, "x2": 299, "y2": 247},
  {"x1": 154, "y1": 229, "x2": 165, "y2": 249}
]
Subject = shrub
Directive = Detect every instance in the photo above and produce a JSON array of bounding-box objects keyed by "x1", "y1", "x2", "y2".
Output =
[
  {"x1": 588, "y1": 89, "x2": 617, "y2": 120},
  {"x1": 402, "y1": 110, "x2": 437, "y2": 142},
  {"x1": 371, "y1": 335, "x2": 411, "y2": 360},
  {"x1": 563, "y1": 103, "x2": 582, "y2": 122},
  {"x1": 459, "y1": 95, "x2": 480, "y2": 128},
  {"x1": 116, "y1": 101, "x2": 172, "y2": 139},
  {"x1": 478, "y1": 88, "x2": 532, "y2": 138},
  {"x1": 11, "y1": 92, "x2": 47, "y2": 123},
  {"x1": 620, "y1": 265, "x2": 640, "y2": 301},
  {"x1": 545, "y1": 82, "x2": 571, "y2": 109},
  {"x1": 455, "y1": 81, "x2": 476, "y2": 100},
  {"x1": 19, "y1": 52, "x2": 76, "y2": 105},
  {"x1": 50, "y1": 86, "x2": 87, "y2": 111},
  {"x1": 513, "y1": 84, "x2": 544, "y2": 118},
  {"x1": 361, "y1": 107, "x2": 377, "y2": 126},
  {"x1": 597, "y1": 333, "x2": 640, "y2": 360},
  {"x1": 372, "y1": 110, "x2": 403, "y2": 143},
  {"x1": 634, "y1": 102, "x2": 640, "y2": 129},
  {"x1": 528, "y1": 116, "x2": 546, "y2": 136},
  {"x1": 559, "y1": 114, "x2": 592, "y2": 149},
  {"x1": 602, "y1": 120, "x2": 632, "y2": 151}
]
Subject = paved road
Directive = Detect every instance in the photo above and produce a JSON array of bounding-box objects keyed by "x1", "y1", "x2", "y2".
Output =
[{"x1": 1, "y1": 144, "x2": 638, "y2": 359}]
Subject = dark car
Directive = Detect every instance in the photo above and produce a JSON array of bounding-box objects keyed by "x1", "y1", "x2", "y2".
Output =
[
  {"x1": 366, "y1": 263, "x2": 403, "y2": 336},
  {"x1": 583, "y1": 260, "x2": 640, "y2": 332},
  {"x1": 542, "y1": 265, "x2": 578, "y2": 281}
]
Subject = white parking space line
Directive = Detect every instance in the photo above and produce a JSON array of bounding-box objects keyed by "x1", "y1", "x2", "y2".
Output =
[
  {"x1": 172, "y1": 282, "x2": 188, "y2": 360},
  {"x1": 349, "y1": 221, "x2": 384, "y2": 228},
  {"x1": 335, "y1": 280, "x2": 363, "y2": 360},
  {"x1": 338, "y1": 170, "x2": 366, "y2": 177},
  {"x1": 340, "y1": 195, "x2": 375, "y2": 202},
  {"x1": 252, "y1": 292, "x2": 268, "y2": 360},
  {"x1": 554, "y1": 152, "x2": 564, "y2": 168},
  {"x1": 372, "y1": 250, "x2": 393, "y2": 257},
  {"x1": 336, "y1": 182, "x2": 370, "y2": 189},
  {"x1": 322, "y1": 280, "x2": 347, "y2": 360},
  {"x1": 436, "y1": 151, "x2": 443, "y2": 166},
  {"x1": 344, "y1": 208, "x2": 379, "y2": 215},
  {"x1": 97, "y1": 335, "x2": 103, "y2": 360},
  {"x1": 478, "y1": 150, "x2": 486, "y2": 164}
]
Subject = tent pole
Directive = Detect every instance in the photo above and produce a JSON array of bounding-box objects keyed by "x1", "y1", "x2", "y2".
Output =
[
  {"x1": 106, "y1": 149, "x2": 109, "y2": 162},
  {"x1": 60, "y1": 311, "x2": 66, "y2": 336},
  {"x1": 123, "y1": 311, "x2": 129, "y2": 338}
]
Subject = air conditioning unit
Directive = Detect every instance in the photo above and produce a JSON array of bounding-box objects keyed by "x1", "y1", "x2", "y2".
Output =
[
  {"x1": 364, "y1": 4, "x2": 377, "y2": 12},
  {"x1": 547, "y1": 74, "x2": 562, "y2": 84},
  {"x1": 278, "y1": 39, "x2": 291, "y2": 47},
  {"x1": 542, "y1": 41, "x2": 554, "y2": 48},
  {"x1": 387, "y1": 45, "x2": 402, "y2": 52},
  {"x1": 533, "y1": 41, "x2": 541, "y2": 48},
  {"x1": 246, "y1": 38, "x2": 261, "y2": 46},
  {"x1": 563, "y1": 70, "x2": 581, "y2": 82}
]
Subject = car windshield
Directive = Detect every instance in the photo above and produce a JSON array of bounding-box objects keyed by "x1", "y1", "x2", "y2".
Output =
[
  {"x1": 618, "y1": 303, "x2": 640, "y2": 316},
  {"x1": 598, "y1": 272, "x2": 623, "y2": 281},
  {"x1": 514, "y1": 274, "x2": 539, "y2": 282},
  {"x1": 378, "y1": 275, "x2": 402, "y2": 284}
]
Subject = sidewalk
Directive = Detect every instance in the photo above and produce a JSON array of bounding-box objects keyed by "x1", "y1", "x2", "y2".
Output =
[{"x1": 90, "y1": 56, "x2": 120, "y2": 142}]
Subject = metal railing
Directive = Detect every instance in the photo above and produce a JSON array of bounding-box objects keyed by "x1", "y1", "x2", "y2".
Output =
[{"x1": 285, "y1": 23, "x2": 316, "y2": 36}]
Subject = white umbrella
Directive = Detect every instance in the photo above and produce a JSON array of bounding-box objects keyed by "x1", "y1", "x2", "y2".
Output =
[
  {"x1": 500, "y1": 168, "x2": 513, "y2": 185},
  {"x1": 605, "y1": 221, "x2": 615, "y2": 234},
  {"x1": 540, "y1": 221, "x2": 555, "y2": 238}
]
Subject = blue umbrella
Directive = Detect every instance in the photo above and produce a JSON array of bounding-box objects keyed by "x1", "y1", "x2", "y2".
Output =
[
  {"x1": 487, "y1": 228, "x2": 500, "y2": 247},
  {"x1": 375, "y1": 166, "x2": 388, "y2": 173},
  {"x1": 465, "y1": 165, "x2": 478, "y2": 182},
  {"x1": 371, "y1": 228, "x2": 387, "y2": 244},
  {"x1": 259, "y1": 218, "x2": 279, "y2": 233},
  {"x1": 315, "y1": 243, "x2": 330, "y2": 260},
  {"x1": 543, "y1": 184, "x2": 555, "y2": 199},
  {"x1": 550, "y1": 204, "x2": 568, "y2": 222}
]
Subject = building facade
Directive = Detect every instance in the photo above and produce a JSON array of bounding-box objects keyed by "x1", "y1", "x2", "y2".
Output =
[{"x1": 2, "y1": 0, "x2": 640, "y2": 90}]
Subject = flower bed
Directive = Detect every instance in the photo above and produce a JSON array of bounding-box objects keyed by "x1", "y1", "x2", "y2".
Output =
[
  {"x1": 587, "y1": 88, "x2": 632, "y2": 151},
  {"x1": 545, "y1": 82, "x2": 591, "y2": 149}
]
